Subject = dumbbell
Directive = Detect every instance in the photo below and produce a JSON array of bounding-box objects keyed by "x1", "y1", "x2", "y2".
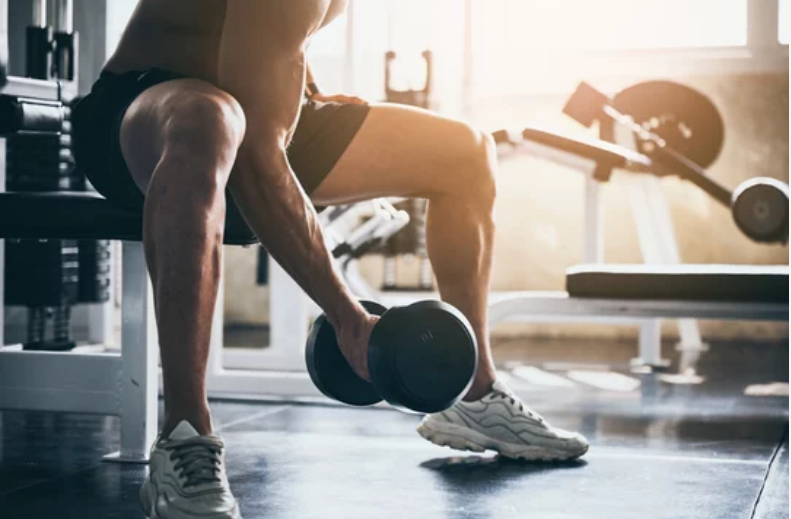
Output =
[{"x1": 305, "y1": 300, "x2": 478, "y2": 413}]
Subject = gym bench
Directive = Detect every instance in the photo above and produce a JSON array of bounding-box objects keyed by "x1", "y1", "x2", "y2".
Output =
[{"x1": 0, "y1": 189, "x2": 258, "y2": 462}]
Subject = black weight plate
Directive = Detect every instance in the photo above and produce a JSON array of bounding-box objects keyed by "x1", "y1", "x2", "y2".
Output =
[
  {"x1": 369, "y1": 300, "x2": 478, "y2": 414},
  {"x1": 732, "y1": 177, "x2": 790, "y2": 243},
  {"x1": 305, "y1": 300, "x2": 386, "y2": 407},
  {"x1": 614, "y1": 80, "x2": 725, "y2": 169}
]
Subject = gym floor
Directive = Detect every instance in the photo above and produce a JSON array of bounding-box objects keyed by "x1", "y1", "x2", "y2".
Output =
[{"x1": 0, "y1": 338, "x2": 787, "y2": 519}]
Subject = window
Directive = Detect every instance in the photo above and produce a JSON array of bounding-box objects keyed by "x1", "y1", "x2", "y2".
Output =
[
  {"x1": 307, "y1": 16, "x2": 348, "y2": 93},
  {"x1": 472, "y1": 0, "x2": 748, "y2": 54},
  {"x1": 106, "y1": 0, "x2": 138, "y2": 56},
  {"x1": 780, "y1": 0, "x2": 790, "y2": 44}
]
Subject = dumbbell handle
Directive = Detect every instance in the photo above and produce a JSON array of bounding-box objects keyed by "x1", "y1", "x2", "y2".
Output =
[{"x1": 601, "y1": 105, "x2": 733, "y2": 208}]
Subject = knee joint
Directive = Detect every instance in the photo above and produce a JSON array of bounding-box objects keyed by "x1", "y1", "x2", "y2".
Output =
[
  {"x1": 458, "y1": 127, "x2": 497, "y2": 202},
  {"x1": 165, "y1": 90, "x2": 246, "y2": 159}
]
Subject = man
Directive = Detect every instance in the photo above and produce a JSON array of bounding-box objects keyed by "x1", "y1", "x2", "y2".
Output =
[{"x1": 72, "y1": 1, "x2": 588, "y2": 517}]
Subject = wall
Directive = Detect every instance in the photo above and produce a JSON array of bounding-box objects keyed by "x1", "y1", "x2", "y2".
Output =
[{"x1": 224, "y1": 71, "x2": 789, "y2": 342}]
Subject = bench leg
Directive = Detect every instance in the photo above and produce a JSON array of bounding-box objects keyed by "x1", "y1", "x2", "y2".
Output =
[
  {"x1": 633, "y1": 320, "x2": 671, "y2": 370},
  {"x1": 104, "y1": 242, "x2": 158, "y2": 463},
  {"x1": 676, "y1": 318, "x2": 709, "y2": 373}
]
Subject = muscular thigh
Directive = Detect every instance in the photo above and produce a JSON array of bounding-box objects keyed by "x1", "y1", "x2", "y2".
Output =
[
  {"x1": 309, "y1": 103, "x2": 487, "y2": 205},
  {"x1": 120, "y1": 78, "x2": 243, "y2": 193}
]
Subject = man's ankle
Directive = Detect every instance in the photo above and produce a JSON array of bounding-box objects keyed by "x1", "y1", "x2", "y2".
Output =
[
  {"x1": 463, "y1": 373, "x2": 497, "y2": 402},
  {"x1": 161, "y1": 409, "x2": 213, "y2": 438}
]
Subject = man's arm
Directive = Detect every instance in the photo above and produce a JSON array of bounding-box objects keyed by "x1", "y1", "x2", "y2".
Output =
[
  {"x1": 218, "y1": 1, "x2": 364, "y2": 327},
  {"x1": 305, "y1": 63, "x2": 318, "y2": 97}
]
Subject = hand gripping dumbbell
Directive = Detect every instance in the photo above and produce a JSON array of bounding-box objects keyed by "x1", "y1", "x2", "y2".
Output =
[{"x1": 305, "y1": 300, "x2": 478, "y2": 413}]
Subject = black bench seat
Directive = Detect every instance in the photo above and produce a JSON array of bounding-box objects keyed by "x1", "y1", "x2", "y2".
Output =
[
  {"x1": 0, "y1": 191, "x2": 258, "y2": 245},
  {"x1": 567, "y1": 264, "x2": 789, "y2": 304}
]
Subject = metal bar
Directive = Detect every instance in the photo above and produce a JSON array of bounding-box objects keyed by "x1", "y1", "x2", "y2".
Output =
[
  {"x1": 636, "y1": 320, "x2": 666, "y2": 367},
  {"x1": 207, "y1": 251, "x2": 225, "y2": 377},
  {"x1": 520, "y1": 139, "x2": 599, "y2": 174},
  {"x1": 261, "y1": 258, "x2": 307, "y2": 370},
  {"x1": 0, "y1": 133, "x2": 5, "y2": 348},
  {"x1": 461, "y1": 0, "x2": 473, "y2": 118},
  {"x1": 106, "y1": 242, "x2": 158, "y2": 463},
  {"x1": 207, "y1": 369, "x2": 321, "y2": 399},
  {"x1": 220, "y1": 349, "x2": 316, "y2": 372},
  {"x1": 602, "y1": 104, "x2": 733, "y2": 206},
  {"x1": 655, "y1": 146, "x2": 733, "y2": 207},
  {"x1": 641, "y1": 176, "x2": 708, "y2": 353},
  {"x1": 343, "y1": 0, "x2": 354, "y2": 92},
  {"x1": 53, "y1": 0, "x2": 72, "y2": 33},
  {"x1": 0, "y1": 75, "x2": 59, "y2": 99},
  {"x1": 487, "y1": 292, "x2": 788, "y2": 323},
  {"x1": 582, "y1": 175, "x2": 603, "y2": 263},
  {"x1": 32, "y1": 0, "x2": 47, "y2": 27},
  {"x1": 748, "y1": 0, "x2": 780, "y2": 49},
  {"x1": 0, "y1": 350, "x2": 122, "y2": 413}
]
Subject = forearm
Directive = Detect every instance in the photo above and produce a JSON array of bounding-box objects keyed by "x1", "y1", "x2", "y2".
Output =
[
  {"x1": 230, "y1": 145, "x2": 359, "y2": 323},
  {"x1": 305, "y1": 62, "x2": 319, "y2": 97},
  {"x1": 219, "y1": 0, "x2": 361, "y2": 325}
]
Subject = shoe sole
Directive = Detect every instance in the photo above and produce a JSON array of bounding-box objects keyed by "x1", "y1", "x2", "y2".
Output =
[
  {"x1": 139, "y1": 478, "x2": 243, "y2": 519},
  {"x1": 417, "y1": 420, "x2": 588, "y2": 461},
  {"x1": 140, "y1": 478, "x2": 155, "y2": 519}
]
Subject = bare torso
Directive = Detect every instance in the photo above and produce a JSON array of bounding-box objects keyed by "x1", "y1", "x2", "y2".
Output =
[{"x1": 104, "y1": 0, "x2": 346, "y2": 83}]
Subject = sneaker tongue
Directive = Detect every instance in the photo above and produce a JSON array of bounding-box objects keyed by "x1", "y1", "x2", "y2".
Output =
[
  {"x1": 168, "y1": 420, "x2": 201, "y2": 441},
  {"x1": 490, "y1": 379, "x2": 511, "y2": 394}
]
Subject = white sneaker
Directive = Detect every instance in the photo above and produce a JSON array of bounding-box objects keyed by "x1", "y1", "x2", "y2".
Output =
[
  {"x1": 417, "y1": 380, "x2": 589, "y2": 461},
  {"x1": 140, "y1": 421, "x2": 242, "y2": 519}
]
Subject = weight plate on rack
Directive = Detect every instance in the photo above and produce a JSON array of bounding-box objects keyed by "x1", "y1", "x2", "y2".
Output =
[{"x1": 614, "y1": 80, "x2": 725, "y2": 169}]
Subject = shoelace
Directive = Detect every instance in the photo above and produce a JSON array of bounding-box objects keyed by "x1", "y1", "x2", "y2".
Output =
[
  {"x1": 493, "y1": 390, "x2": 523, "y2": 411},
  {"x1": 491, "y1": 390, "x2": 543, "y2": 421},
  {"x1": 165, "y1": 437, "x2": 224, "y2": 488}
]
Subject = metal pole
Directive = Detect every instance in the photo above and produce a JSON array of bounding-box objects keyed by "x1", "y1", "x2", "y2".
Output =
[
  {"x1": 343, "y1": 0, "x2": 355, "y2": 92},
  {"x1": 32, "y1": 0, "x2": 47, "y2": 27},
  {"x1": 53, "y1": 0, "x2": 73, "y2": 33},
  {"x1": 461, "y1": 0, "x2": 473, "y2": 118}
]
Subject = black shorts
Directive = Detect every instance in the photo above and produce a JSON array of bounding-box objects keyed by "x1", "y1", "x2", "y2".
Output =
[{"x1": 72, "y1": 68, "x2": 370, "y2": 233}]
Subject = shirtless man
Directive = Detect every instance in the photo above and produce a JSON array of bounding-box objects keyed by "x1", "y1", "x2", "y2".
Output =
[{"x1": 72, "y1": 1, "x2": 588, "y2": 517}]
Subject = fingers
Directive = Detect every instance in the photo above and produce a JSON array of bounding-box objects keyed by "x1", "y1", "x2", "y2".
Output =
[
  {"x1": 312, "y1": 93, "x2": 367, "y2": 105},
  {"x1": 343, "y1": 95, "x2": 367, "y2": 105}
]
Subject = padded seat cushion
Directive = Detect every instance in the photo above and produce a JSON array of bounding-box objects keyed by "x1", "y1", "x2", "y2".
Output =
[
  {"x1": 521, "y1": 127, "x2": 652, "y2": 169},
  {"x1": 0, "y1": 191, "x2": 258, "y2": 245},
  {"x1": 567, "y1": 264, "x2": 789, "y2": 303}
]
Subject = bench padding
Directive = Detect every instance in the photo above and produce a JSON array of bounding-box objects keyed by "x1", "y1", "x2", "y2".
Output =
[
  {"x1": 0, "y1": 191, "x2": 258, "y2": 245},
  {"x1": 521, "y1": 127, "x2": 651, "y2": 169},
  {"x1": 567, "y1": 264, "x2": 789, "y2": 303}
]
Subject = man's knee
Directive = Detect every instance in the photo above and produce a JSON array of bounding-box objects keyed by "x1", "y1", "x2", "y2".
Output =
[
  {"x1": 163, "y1": 86, "x2": 247, "y2": 168},
  {"x1": 453, "y1": 124, "x2": 497, "y2": 202}
]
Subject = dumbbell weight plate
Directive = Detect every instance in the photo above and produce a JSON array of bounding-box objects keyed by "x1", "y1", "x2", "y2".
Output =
[
  {"x1": 368, "y1": 300, "x2": 478, "y2": 414},
  {"x1": 732, "y1": 177, "x2": 790, "y2": 243},
  {"x1": 305, "y1": 300, "x2": 386, "y2": 406},
  {"x1": 614, "y1": 80, "x2": 725, "y2": 169}
]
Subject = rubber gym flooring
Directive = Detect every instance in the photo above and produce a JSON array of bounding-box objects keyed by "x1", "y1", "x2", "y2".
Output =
[{"x1": 0, "y1": 339, "x2": 787, "y2": 519}]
